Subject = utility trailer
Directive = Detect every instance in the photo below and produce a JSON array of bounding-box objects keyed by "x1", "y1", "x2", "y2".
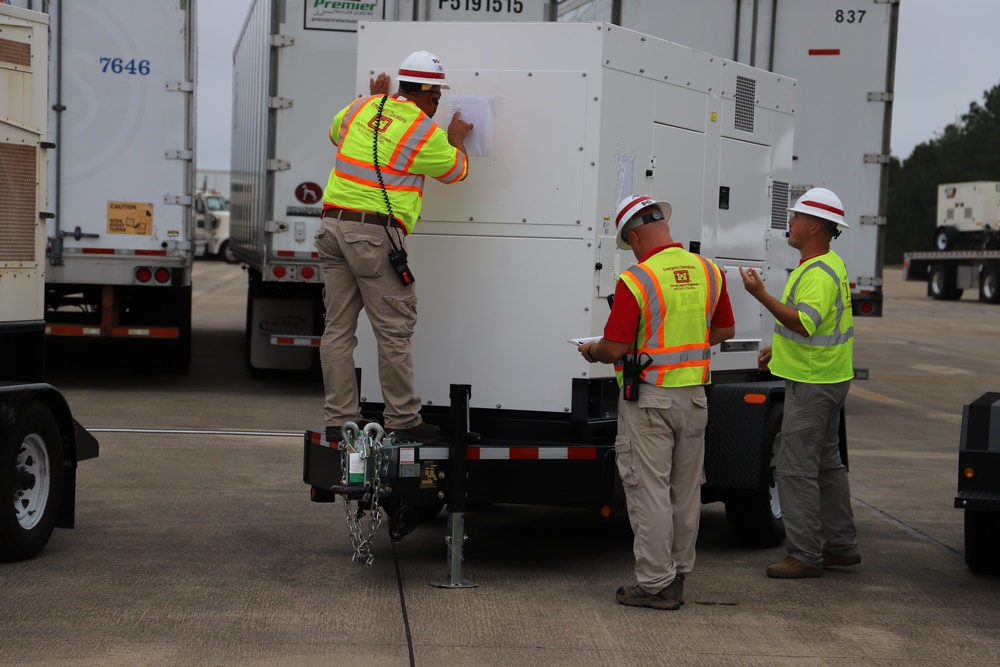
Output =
[
  {"x1": 303, "y1": 20, "x2": 805, "y2": 548},
  {"x1": 955, "y1": 392, "x2": 1000, "y2": 574},
  {"x1": 10, "y1": 0, "x2": 198, "y2": 370},
  {"x1": 0, "y1": 3, "x2": 99, "y2": 562},
  {"x1": 902, "y1": 250, "x2": 1000, "y2": 304}
]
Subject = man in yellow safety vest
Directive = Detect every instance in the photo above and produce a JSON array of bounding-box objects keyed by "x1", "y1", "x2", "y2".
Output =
[
  {"x1": 315, "y1": 50, "x2": 473, "y2": 444},
  {"x1": 740, "y1": 187, "x2": 861, "y2": 579},
  {"x1": 579, "y1": 194, "x2": 735, "y2": 610}
]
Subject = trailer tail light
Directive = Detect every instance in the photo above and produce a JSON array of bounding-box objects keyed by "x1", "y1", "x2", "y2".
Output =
[
  {"x1": 153, "y1": 268, "x2": 171, "y2": 284},
  {"x1": 858, "y1": 299, "x2": 876, "y2": 316},
  {"x1": 134, "y1": 267, "x2": 153, "y2": 283},
  {"x1": 600, "y1": 505, "x2": 612, "y2": 518},
  {"x1": 744, "y1": 393, "x2": 767, "y2": 405},
  {"x1": 272, "y1": 265, "x2": 287, "y2": 279},
  {"x1": 300, "y1": 266, "x2": 315, "y2": 280},
  {"x1": 963, "y1": 466, "x2": 976, "y2": 479}
]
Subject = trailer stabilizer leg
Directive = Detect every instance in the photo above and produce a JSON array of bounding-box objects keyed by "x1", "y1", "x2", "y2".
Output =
[{"x1": 430, "y1": 384, "x2": 478, "y2": 589}]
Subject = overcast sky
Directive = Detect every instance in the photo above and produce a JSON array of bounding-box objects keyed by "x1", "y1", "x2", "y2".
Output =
[{"x1": 196, "y1": 0, "x2": 1000, "y2": 170}]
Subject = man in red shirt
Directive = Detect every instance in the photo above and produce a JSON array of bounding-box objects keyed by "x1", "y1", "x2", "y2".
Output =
[{"x1": 579, "y1": 194, "x2": 735, "y2": 610}]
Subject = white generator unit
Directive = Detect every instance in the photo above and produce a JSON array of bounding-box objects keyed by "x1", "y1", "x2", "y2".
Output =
[
  {"x1": 935, "y1": 182, "x2": 1000, "y2": 250},
  {"x1": 352, "y1": 20, "x2": 795, "y2": 413}
]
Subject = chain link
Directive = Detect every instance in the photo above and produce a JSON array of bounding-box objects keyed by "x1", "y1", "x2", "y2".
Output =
[{"x1": 339, "y1": 422, "x2": 386, "y2": 567}]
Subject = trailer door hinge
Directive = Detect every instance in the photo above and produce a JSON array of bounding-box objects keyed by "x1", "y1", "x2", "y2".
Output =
[
  {"x1": 164, "y1": 149, "x2": 193, "y2": 161},
  {"x1": 164, "y1": 194, "x2": 193, "y2": 206},
  {"x1": 265, "y1": 220, "x2": 289, "y2": 233},
  {"x1": 270, "y1": 33, "x2": 294, "y2": 48},
  {"x1": 860, "y1": 215, "x2": 886, "y2": 226},
  {"x1": 863, "y1": 153, "x2": 890, "y2": 164},
  {"x1": 165, "y1": 81, "x2": 194, "y2": 92},
  {"x1": 269, "y1": 96, "x2": 293, "y2": 110},
  {"x1": 867, "y1": 92, "x2": 894, "y2": 102},
  {"x1": 268, "y1": 158, "x2": 291, "y2": 171}
]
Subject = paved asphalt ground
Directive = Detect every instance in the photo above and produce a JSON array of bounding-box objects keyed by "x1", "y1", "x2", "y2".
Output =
[{"x1": 3, "y1": 262, "x2": 1000, "y2": 666}]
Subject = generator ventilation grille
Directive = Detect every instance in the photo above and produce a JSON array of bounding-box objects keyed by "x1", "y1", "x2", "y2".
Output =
[
  {"x1": 0, "y1": 144, "x2": 38, "y2": 262},
  {"x1": 771, "y1": 181, "x2": 790, "y2": 230},
  {"x1": 735, "y1": 76, "x2": 756, "y2": 133}
]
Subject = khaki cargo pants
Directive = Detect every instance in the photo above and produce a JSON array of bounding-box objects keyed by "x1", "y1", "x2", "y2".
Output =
[
  {"x1": 615, "y1": 383, "x2": 708, "y2": 593},
  {"x1": 314, "y1": 217, "x2": 423, "y2": 431}
]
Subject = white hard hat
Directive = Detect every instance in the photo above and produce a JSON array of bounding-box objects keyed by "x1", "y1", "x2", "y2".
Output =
[
  {"x1": 397, "y1": 50, "x2": 450, "y2": 89},
  {"x1": 614, "y1": 194, "x2": 672, "y2": 250},
  {"x1": 788, "y1": 187, "x2": 849, "y2": 229}
]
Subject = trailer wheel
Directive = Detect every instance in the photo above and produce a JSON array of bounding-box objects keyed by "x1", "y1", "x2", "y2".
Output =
[
  {"x1": 933, "y1": 227, "x2": 952, "y2": 251},
  {"x1": 929, "y1": 264, "x2": 963, "y2": 301},
  {"x1": 724, "y1": 402, "x2": 786, "y2": 548},
  {"x1": 964, "y1": 509, "x2": 1000, "y2": 574},
  {"x1": 219, "y1": 240, "x2": 238, "y2": 264},
  {"x1": 0, "y1": 402, "x2": 65, "y2": 562},
  {"x1": 979, "y1": 267, "x2": 1000, "y2": 304}
]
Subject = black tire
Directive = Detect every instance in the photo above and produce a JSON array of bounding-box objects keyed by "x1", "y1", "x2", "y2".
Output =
[
  {"x1": 964, "y1": 509, "x2": 1000, "y2": 574},
  {"x1": 724, "y1": 402, "x2": 786, "y2": 548},
  {"x1": 979, "y1": 267, "x2": 1000, "y2": 304},
  {"x1": 219, "y1": 240, "x2": 238, "y2": 264},
  {"x1": 929, "y1": 264, "x2": 964, "y2": 301},
  {"x1": 0, "y1": 402, "x2": 65, "y2": 562},
  {"x1": 934, "y1": 227, "x2": 952, "y2": 251}
]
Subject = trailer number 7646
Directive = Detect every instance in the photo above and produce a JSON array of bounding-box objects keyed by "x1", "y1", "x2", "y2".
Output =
[{"x1": 99, "y1": 57, "x2": 151, "y2": 75}]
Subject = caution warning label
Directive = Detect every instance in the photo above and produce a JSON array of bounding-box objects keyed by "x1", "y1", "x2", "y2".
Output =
[{"x1": 107, "y1": 201, "x2": 153, "y2": 235}]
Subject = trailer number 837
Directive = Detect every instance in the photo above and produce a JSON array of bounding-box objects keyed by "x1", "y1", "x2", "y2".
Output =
[
  {"x1": 99, "y1": 58, "x2": 151, "y2": 75},
  {"x1": 835, "y1": 9, "x2": 866, "y2": 23}
]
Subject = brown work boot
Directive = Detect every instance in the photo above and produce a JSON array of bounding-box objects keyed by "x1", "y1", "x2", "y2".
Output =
[
  {"x1": 615, "y1": 577, "x2": 683, "y2": 610},
  {"x1": 822, "y1": 549, "x2": 862, "y2": 568},
  {"x1": 392, "y1": 420, "x2": 442, "y2": 443},
  {"x1": 766, "y1": 556, "x2": 823, "y2": 579}
]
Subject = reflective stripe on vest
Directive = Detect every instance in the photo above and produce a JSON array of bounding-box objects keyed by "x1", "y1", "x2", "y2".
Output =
[
  {"x1": 774, "y1": 260, "x2": 854, "y2": 347},
  {"x1": 614, "y1": 249, "x2": 723, "y2": 387}
]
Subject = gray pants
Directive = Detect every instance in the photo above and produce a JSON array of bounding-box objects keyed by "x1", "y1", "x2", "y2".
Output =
[
  {"x1": 778, "y1": 379, "x2": 859, "y2": 567},
  {"x1": 616, "y1": 384, "x2": 708, "y2": 593},
  {"x1": 314, "y1": 216, "x2": 423, "y2": 431}
]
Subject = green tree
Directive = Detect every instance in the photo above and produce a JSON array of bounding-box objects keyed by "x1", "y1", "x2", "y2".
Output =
[{"x1": 885, "y1": 82, "x2": 1000, "y2": 263}]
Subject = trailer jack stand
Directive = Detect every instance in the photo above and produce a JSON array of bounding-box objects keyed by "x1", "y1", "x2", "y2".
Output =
[{"x1": 430, "y1": 384, "x2": 478, "y2": 589}]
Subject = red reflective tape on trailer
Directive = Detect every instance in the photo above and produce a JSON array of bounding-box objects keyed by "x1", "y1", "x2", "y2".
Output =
[
  {"x1": 110, "y1": 326, "x2": 180, "y2": 339},
  {"x1": 135, "y1": 249, "x2": 168, "y2": 256},
  {"x1": 81, "y1": 248, "x2": 116, "y2": 254},
  {"x1": 45, "y1": 324, "x2": 102, "y2": 336},
  {"x1": 568, "y1": 447, "x2": 598, "y2": 460},
  {"x1": 270, "y1": 335, "x2": 321, "y2": 347},
  {"x1": 311, "y1": 252, "x2": 320, "y2": 258},
  {"x1": 510, "y1": 447, "x2": 538, "y2": 460},
  {"x1": 467, "y1": 447, "x2": 481, "y2": 460},
  {"x1": 276, "y1": 251, "x2": 295, "y2": 257},
  {"x1": 809, "y1": 49, "x2": 841, "y2": 56}
]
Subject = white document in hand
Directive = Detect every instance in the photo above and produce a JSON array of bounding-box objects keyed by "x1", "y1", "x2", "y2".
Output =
[{"x1": 568, "y1": 336, "x2": 602, "y2": 346}]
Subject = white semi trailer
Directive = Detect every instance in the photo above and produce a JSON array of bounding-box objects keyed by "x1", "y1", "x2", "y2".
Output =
[
  {"x1": 11, "y1": 0, "x2": 198, "y2": 370},
  {"x1": 0, "y1": 3, "x2": 99, "y2": 562}
]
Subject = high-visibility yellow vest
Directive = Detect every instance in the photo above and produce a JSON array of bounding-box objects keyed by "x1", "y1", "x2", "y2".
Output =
[
  {"x1": 322, "y1": 95, "x2": 468, "y2": 233},
  {"x1": 769, "y1": 250, "x2": 854, "y2": 384},
  {"x1": 614, "y1": 247, "x2": 723, "y2": 388}
]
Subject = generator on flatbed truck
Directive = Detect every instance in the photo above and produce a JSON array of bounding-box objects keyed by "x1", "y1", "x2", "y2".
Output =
[
  {"x1": 902, "y1": 250, "x2": 1000, "y2": 304},
  {"x1": 10, "y1": 0, "x2": 198, "y2": 371},
  {"x1": 0, "y1": 3, "x2": 99, "y2": 562},
  {"x1": 301, "y1": 19, "x2": 809, "y2": 548},
  {"x1": 933, "y1": 182, "x2": 1000, "y2": 251}
]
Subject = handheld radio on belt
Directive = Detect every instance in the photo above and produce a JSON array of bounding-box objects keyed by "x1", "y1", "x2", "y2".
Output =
[
  {"x1": 621, "y1": 318, "x2": 653, "y2": 402},
  {"x1": 372, "y1": 94, "x2": 414, "y2": 286}
]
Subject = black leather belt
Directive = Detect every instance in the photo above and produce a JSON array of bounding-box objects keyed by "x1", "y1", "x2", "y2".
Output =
[{"x1": 324, "y1": 207, "x2": 402, "y2": 230}]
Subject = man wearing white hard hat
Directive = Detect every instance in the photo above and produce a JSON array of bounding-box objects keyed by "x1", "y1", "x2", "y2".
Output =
[
  {"x1": 740, "y1": 187, "x2": 861, "y2": 579},
  {"x1": 315, "y1": 51, "x2": 473, "y2": 444},
  {"x1": 579, "y1": 194, "x2": 735, "y2": 610}
]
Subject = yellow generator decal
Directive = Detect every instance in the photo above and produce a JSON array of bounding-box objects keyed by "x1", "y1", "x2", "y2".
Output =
[{"x1": 107, "y1": 202, "x2": 153, "y2": 235}]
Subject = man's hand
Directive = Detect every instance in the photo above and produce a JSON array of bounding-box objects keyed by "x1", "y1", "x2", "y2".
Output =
[
  {"x1": 740, "y1": 267, "x2": 767, "y2": 300},
  {"x1": 757, "y1": 345, "x2": 772, "y2": 370},
  {"x1": 447, "y1": 111, "x2": 474, "y2": 150},
  {"x1": 370, "y1": 73, "x2": 390, "y2": 96}
]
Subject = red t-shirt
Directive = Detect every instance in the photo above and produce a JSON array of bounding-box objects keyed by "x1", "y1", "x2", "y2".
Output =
[{"x1": 604, "y1": 244, "x2": 736, "y2": 343}]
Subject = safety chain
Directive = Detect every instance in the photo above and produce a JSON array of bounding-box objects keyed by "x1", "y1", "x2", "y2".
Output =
[{"x1": 339, "y1": 421, "x2": 386, "y2": 567}]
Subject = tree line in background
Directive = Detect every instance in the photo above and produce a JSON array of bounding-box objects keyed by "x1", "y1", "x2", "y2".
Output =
[{"x1": 885, "y1": 81, "x2": 1000, "y2": 264}]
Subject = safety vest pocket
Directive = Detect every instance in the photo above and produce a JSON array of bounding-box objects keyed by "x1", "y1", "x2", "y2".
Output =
[{"x1": 614, "y1": 435, "x2": 641, "y2": 488}]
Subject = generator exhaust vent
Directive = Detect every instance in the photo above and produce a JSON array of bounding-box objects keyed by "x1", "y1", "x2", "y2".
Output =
[
  {"x1": 735, "y1": 75, "x2": 756, "y2": 133},
  {"x1": 0, "y1": 144, "x2": 37, "y2": 262},
  {"x1": 771, "y1": 180, "x2": 790, "y2": 230}
]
